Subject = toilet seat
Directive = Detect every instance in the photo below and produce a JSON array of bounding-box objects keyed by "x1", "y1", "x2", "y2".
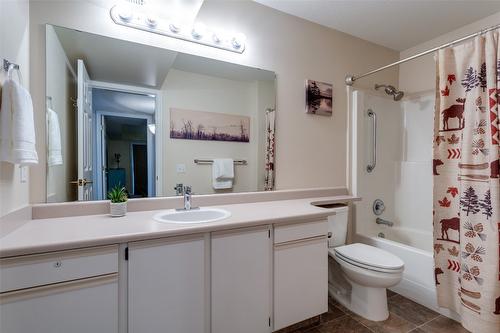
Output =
[{"x1": 332, "y1": 243, "x2": 404, "y2": 273}]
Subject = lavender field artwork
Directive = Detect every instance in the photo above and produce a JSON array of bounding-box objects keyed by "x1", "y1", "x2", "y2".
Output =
[
  {"x1": 170, "y1": 108, "x2": 250, "y2": 143},
  {"x1": 306, "y1": 79, "x2": 333, "y2": 116}
]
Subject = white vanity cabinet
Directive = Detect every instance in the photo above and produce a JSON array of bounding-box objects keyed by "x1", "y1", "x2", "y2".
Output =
[
  {"x1": 273, "y1": 220, "x2": 328, "y2": 331},
  {"x1": 0, "y1": 245, "x2": 119, "y2": 333},
  {"x1": 211, "y1": 225, "x2": 272, "y2": 333},
  {"x1": 127, "y1": 234, "x2": 207, "y2": 333}
]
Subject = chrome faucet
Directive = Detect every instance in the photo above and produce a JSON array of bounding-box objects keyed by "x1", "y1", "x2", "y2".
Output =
[
  {"x1": 376, "y1": 217, "x2": 394, "y2": 227},
  {"x1": 183, "y1": 185, "x2": 192, "y2": 210}
]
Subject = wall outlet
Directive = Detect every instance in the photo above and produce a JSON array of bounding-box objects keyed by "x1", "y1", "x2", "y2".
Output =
[
  {"x1": 176, "y1": 164, "x2": 186, "y2": 173},
  {"x1": 19, "y1": 166, "x2": 28, "y2": 183}
]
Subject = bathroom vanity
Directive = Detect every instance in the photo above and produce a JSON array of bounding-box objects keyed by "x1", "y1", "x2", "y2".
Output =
[{"x1": 0, "y1": 195, "x2": 355, "y2": 333}]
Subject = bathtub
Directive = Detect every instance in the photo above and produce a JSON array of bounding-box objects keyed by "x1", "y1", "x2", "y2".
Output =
[{"x1": 355, "y1": 228, "x2": 439, "y2": 311}]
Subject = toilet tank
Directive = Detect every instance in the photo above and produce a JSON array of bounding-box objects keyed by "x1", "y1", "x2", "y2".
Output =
[{"x1": 327, "y1": 205, "x2": 349, "y2": 248}]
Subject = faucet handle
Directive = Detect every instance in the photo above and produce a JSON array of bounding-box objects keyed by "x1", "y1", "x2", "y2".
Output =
[{"x1": 184, "y1": 185, "x2": 192, "y2": 194}]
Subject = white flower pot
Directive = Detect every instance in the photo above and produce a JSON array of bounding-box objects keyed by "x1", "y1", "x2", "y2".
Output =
[{"x1": 110, "y1": 202, "x2": 127, "y2": 217}]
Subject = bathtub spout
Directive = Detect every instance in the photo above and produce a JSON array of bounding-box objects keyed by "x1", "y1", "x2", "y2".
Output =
[{"x1": 376, "y1": 218, "x2": 394, "y2": 227}]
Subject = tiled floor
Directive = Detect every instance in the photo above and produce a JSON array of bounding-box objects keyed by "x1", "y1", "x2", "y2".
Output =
[{"x1": 278, "y1": 290, "x2": 471, "y2": 333}]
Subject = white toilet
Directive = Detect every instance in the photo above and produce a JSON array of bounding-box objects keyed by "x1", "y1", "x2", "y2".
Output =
[{"x1": 327, "y1": 206, "x2": 404, "y2": 321}]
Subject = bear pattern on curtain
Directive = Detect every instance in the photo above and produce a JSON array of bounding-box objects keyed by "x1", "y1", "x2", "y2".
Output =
[{"x1": 433, "y1": 31, "x2": 500, "y2": 333}]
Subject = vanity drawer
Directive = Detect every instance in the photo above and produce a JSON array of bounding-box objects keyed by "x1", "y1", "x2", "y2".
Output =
[
  {"x1": 274, "y1": 220, "x2": 328, "y2": 244},
  {"x1": 0, "y1": 245, "x2": 119, "y2": 293}
]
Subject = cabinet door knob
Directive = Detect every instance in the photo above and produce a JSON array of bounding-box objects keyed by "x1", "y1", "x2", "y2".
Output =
[{"x1": 54, "y1": 261, "x2": 62, "y2": 268}]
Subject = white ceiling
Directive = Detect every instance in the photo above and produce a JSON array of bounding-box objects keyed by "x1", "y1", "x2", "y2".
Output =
[{"x1": 254, "y1": 0, "x2": 500, "y2": 51}]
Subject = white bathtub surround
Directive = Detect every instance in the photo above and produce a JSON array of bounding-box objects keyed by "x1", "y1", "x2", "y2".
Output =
[{"x1": 432, "y1": 32, "x2": 500, "y2": 333}]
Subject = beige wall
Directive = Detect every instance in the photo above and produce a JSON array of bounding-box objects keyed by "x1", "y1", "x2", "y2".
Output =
[
  {"x1": 28, "y1": 0, "x2": 399, "y2": 204},
  {"x1": 45, "y1": 25, "x2": 77, "y2": 203},
  {"x1": 0, "y1": 0, "x2": 30, "y2": 216},
  {"x1": 162, "y1": 69, "x2": 268, "y2": 195},
  {"x1": 399, "y1": 12, "x2": 500, "y2": 94}
]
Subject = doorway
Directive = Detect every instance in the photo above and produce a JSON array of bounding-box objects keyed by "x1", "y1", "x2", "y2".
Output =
[{"x1": 93, "y1": 87, "x2": 157, "y2": 200}]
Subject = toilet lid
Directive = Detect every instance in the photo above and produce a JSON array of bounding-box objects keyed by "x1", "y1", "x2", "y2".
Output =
[{"x1": 334, "y1": 243, "x2": 404, "y2": 271}]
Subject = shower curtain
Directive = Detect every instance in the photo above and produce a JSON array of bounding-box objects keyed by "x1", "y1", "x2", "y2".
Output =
[
  {"x1": 433, "y1": 31, "x2": 500, "y2": 333},
  {"x1": 264, "y1": 109, "x2": 275, "y2": 191}
]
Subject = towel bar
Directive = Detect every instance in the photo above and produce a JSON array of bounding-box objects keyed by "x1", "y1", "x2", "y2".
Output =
[{"x1": 194, "y1": 159, "x2": 247, "y2": 165}]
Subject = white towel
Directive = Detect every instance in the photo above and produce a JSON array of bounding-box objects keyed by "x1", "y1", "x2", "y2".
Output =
[
  {"x1": 0, "y1": 79, "x2": 38, "y2": 165},
  {"x1": 212, "y1": 158, "x2": 234, "y2": 189},
  {"x1": 46, "y1": 107, "x2": 63, "y2": 166}
]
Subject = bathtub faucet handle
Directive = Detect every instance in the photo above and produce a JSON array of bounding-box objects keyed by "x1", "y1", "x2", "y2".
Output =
[{"x1": 373, "y1": 199, "x2": 385, "y2": 216}]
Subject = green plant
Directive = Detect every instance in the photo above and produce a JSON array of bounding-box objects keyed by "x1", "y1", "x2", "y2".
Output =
[{"x1": 107, "y1": 185, "x2": 128, "y2": 203}]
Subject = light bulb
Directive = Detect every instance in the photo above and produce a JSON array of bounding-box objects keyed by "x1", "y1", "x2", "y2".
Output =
[
  {"x1": 169, "y1": 22, "x2": 181, "y2": 33},
  {"x1": 117, "y1": 5, "x2": 133, "y2": 22},
  {"x1": 146, "y1": 15, "x2": 158, "y2": 27},
  {"x1": 191, "y1": 22, "x2": 207, "y2": 40},
  {"x1": 231, "y1": 33, "x2": 246, "y2": 49},
  {"x1": 212, "y1": 29, "x2": 225, "y2": 44}
]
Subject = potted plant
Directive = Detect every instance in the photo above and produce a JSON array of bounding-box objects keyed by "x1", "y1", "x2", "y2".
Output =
[{"x1": 108, "y1": 185, "x2": 128, "y2": 217}]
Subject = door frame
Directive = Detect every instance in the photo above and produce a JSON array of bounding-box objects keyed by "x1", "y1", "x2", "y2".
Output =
[
  {"x1": 90, "y1": 80, "x2": 163, "y2": 198},
  {"x1": 130, "y1": 142, "x2": 148, "y2": 196},
  {"x1": 95, "y1": 110, "x2": 154, "y2": 199}
]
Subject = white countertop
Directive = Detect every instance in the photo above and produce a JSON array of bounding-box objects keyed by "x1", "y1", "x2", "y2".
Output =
[{"x1": 0, "y1": 195, "x2": 355, "y2": 258}]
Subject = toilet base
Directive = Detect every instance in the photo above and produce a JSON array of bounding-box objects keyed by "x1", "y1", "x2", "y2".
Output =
[
  {"x1": 329, "y1": 278, "x2": 389, "y2": 321},
  {"x1": 349, "y1": 279, "x2": 389, "y2": 321},
  {"x1": 328, "y1": 257, "x2": 391, "y2": 322}
]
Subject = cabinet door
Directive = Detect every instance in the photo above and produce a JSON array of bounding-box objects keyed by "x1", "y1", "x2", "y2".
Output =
[
  {"x1": 274, "y1": 236, "x2": 328, "y2": 330},
  {"x1": 128, "y1": 234, "x2": 207, "y2": 333},
  {"x1": 0, "y1": 274, "x2": 118, "y2": 333},
  {"x1": 212, "y1": 226, "x2": 272, "y2": 333}
]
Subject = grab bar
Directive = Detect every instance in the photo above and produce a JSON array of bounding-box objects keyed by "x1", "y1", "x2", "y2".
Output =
[{"x1": 367, "y1": 109, "x2": 376, "y2": 173}]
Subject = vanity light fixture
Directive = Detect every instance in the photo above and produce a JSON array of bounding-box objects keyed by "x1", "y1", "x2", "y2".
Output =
[{"x1": 110, "y1": 5, "x2": 246, "y2": 53}]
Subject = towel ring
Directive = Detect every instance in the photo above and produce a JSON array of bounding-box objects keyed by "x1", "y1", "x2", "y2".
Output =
[{"x1": 6, "y1": 64, "x2": 23, "y2": 85}]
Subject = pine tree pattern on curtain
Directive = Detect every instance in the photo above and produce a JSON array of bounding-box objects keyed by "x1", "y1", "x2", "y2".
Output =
[
  {"x1": 433, "y1": 31, "x2": 500, "y2": 333},
  {"x1": 264, "y1": 109, "x2": 275, "y2": 191}
]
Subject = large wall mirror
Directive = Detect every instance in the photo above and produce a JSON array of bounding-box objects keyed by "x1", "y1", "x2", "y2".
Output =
[{"x1": 45, "y1": 25, "x2": 276, "y2": 203}]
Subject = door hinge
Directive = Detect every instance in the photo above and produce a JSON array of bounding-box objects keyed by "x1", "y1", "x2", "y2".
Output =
[{"x1": 124, "y1": 247, "x2": 129, "y2": 261}]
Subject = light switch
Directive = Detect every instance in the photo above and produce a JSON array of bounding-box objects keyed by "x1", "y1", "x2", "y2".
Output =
[
  {"x1": 20, "y1": 166, "x2": 28, "y2": 183},
  {"x1": 176, "y1": 164, "x2": 186, "y2": 173}
]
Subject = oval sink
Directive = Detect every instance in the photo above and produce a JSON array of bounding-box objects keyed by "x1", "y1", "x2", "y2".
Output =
[{"x1": 153, "y1": 208, "x2": 231, "y2": 224}]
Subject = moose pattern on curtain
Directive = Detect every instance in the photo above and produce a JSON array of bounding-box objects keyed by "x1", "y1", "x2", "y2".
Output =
[{"x1": 433, "y1": 31, "x2": 500, "y2": 333}]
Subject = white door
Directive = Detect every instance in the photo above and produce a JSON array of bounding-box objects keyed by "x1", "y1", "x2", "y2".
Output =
[
  {"x1": 128, "y1": 235, "x2": 207, "y2": 333},
  {"x1": 211, "y1": 226, "x2": 272, "y2": 333},
  {"x1": 77, "y1": 59, "x2": 94, "y2": 201}
]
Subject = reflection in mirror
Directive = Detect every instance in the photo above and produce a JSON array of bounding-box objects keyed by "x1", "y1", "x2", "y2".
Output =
[{"x1": 45, "y1": 25, "x2": 276, "y2": 203}]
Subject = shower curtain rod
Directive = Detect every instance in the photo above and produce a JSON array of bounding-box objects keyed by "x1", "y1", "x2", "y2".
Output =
[{"x1": 345, "y1": 22, "x2": 500, "y2": 86}]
